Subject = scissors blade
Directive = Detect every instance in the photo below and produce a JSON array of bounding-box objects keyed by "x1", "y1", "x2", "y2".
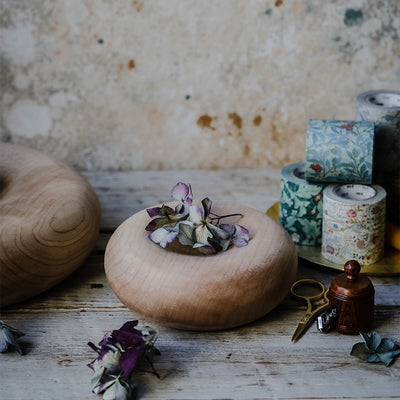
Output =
[
  {"x1": 291, "y1": 302, "x2": 330, "y2": 342},
  {"x1": 291, "y1": 320, "x2": 310, "y2": 342}
]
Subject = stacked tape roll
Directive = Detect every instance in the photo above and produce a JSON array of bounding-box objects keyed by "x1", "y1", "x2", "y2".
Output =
[
  {"x1": 305, "y1": 119, "x2": 374, "y2": 184},
  {"x1": 279, "y1": 162, "x2": 325, "y2": 245},
  {"x1": 322, "y1": 184, "x2": 386, "y2": 265},
  {"x1": 356, "y1": 90, "x2": 400, "y2": 226}
]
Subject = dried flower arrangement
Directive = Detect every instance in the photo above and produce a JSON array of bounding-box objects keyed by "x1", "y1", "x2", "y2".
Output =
[
  {"x1": 145, "y1": 182, "x2": 249, "y2": 254},
  {"x1": 87, "y1": 321, "x2": 159, "y2": 400}
]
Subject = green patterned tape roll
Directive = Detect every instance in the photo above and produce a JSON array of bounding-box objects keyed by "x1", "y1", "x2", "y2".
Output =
[
  {"x1": 322, "y1": 183, "x2": 386, "y2": 265},
  {"x1": 279, "y1": 163, "x2": 325, "y2": 245},
  {"x1": 356, "y1": 90, "x2": 400, "y2": 226}
]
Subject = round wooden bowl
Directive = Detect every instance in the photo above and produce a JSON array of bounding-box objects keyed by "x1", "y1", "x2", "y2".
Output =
[
  {"x1": 104, "y1": 203, "x2": 297, "y2": 330},
  {"x1": 0, "y1": 143, "x2": 101, "y2": 307}
]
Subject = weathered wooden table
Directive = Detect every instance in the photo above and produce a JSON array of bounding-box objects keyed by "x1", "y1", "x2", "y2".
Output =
[{"x1": 1, "y1": 169, "x2": 399, "y2": 400}]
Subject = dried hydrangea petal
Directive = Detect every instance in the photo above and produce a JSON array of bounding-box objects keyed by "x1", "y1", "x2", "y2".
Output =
[
  {"x1": 232, "y1": 224, "x2": 249, "y2": 247},
  {"x1": 149, "y1": 228, "x2": 179, "y2": 248},
  {"x1": 361, "y1": 331, "x2": 382, "y2": 351},
  {"x1": 0, "y1": 321, "x2": 25, "y2": 355},
  {"x1": 102, "y1": 378, "x2": 131, "y2": 400},
  {"x1": 193, "y1": 242, "x2": 217, "y2": 254},
  {"x1": 146, "y1": 206, "x2": 163, "y2": 218},
  {"x1": 177, "y1": 222, "x2": 195, "y2": 246},
  {"x1": 351, "y1": 332, "x2": 400, "y2": 367},
  {"x1": 171, "y1": 182, "x2": 190, "y2": 201},
  {"x1": 119, "y1": 344, "x2": 147, "y2": 378},
  {"x1": 189, "y1": 205, "x2": 203, "y2": 225},
  {"x1": 201, "y1": 197, "x2": 212, "y2": 218}
]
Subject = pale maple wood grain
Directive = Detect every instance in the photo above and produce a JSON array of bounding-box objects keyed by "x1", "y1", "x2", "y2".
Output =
[
  {"x1": 105, "y1": 202, "x2": 298, "y2": 330},
  {"x1": 0, "y1": 143, "x2": 101, "y2": 306}
]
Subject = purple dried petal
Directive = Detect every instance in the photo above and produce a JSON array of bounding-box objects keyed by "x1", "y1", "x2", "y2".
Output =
[
  {"x1": 118, "y1": 321, "x2": 141, "y2": 335},
  {"x1": 171, "y1": 182, "x2": 189, "y2": 201},
  {"x1": 232, "y1": 224, "x2": 249, "y2": 247},
  {"x1": 234, "y1": 224, "x2": 249, "y2": 238},
  {"x1": 87, "y1": 358, "x2": 97, "y2": 371},
  {"x1": 146, "y1": 206, "x2": 162, "y2": 218},
  {"x1": 220, "y1": 223, "x2": 235, "y2": 237},
  {"x1": 233, "y1": 237, "x2": 248, "y2": 247},
  {"x1": 145, "y1": 217, "x2": 168, "y2": 232},
  {"x1": 119, "y1": 343, "x2": 147, "y2": 378},
  {"x1": 98, "y1": 332, "x2": 112, "y2": 347},
  {"x1": 185, "y1": 195, "x2": 192, "y2": 206},
  {"x1": 111, "y1": 329, "x2": 144, "y2": 349}
]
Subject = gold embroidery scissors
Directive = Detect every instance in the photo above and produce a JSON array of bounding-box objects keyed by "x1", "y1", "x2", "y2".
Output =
[{"x1": 291, "y1": 279, "x2": 330, "y2": 342}]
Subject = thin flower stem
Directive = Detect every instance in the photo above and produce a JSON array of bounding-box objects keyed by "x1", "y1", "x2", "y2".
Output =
[
  {"x1": 144, "y1": 355, "x2": 161, "y2": 379},
  {"x1": 87, "y1": 341, "x2": 100, "y2": 353},
  {"x1": 209, "y1": 212, "x2": 243, "y2": 223}
]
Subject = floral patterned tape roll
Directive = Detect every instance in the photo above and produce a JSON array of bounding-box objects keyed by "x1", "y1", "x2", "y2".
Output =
[
  {"x1": 305, "y1": 119, "x2": 374, "y2": 184},
  {"x1": 279, "y1": 162, "x2": 325, "y2": 246},
  {"x1": 356, "y1": 90, "x2": 400, "y2": 226},
  {"x1": 322, "y1": 183, "x2": 386, "y2": 266}
]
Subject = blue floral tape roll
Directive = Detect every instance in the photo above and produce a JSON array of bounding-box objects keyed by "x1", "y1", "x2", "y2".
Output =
[
  {"x1": 305, "y1": 119, "x2": 374, "y2": 184},
  {"x1": 279, "y1": 162, "x2": 325, "y2": 245},
  {"x1": 322, "y1": 183, "x2": 386, "y2": 265},
  {"x1": 356, "y1": 90, "x2": 400, "y2": 225}
]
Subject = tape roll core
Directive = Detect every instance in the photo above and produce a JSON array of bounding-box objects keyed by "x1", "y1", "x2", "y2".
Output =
[
  {"x1": 334, "y1": 184, "x2": 376, "y2": 201},
  {"x1": 292, "y1": 165, "x2": 306, "y2": 180},
  {"x1": 365, "y1": 93, "x2": 400, "y2": 108}
]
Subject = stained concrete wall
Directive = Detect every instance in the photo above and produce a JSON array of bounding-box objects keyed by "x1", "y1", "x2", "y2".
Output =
[{"x1": 1, "y1": 0, "x2": 399, "y2": 171}]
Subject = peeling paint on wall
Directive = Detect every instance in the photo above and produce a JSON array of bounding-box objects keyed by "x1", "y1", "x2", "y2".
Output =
[
  {"x1": 344, "y1": 9, "x2": 364, "y2": 27},
  {"x1": 0, "y1": 0, "x2": 399, "y2": 171}
]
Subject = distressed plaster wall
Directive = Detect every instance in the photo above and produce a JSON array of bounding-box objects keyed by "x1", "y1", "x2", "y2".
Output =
[{"x1": 1, "y1": 0, "x2": 399, "y2": 171}]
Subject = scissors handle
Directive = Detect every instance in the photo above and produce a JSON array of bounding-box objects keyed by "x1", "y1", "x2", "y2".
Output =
[
  {"x1": 291, "y1": 279, "x2": 330, "y2": 342},
  {"x1": 291, "y1": 279, "x2": 326, "y2": 302}
]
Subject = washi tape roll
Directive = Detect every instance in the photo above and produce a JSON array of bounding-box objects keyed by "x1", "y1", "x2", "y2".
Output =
[
  {"x1": 356, "y1": 90, "x2": 400, "y2": 226},
  {"x1": 322, "y1": 184, "x2": 386, "y2": 265},
  {"x1": 279, "y1": 162, "x2": 325, "y2": 245},
  {"x1": 305, "y1": 119, "x2": 374, "y2": 184}
]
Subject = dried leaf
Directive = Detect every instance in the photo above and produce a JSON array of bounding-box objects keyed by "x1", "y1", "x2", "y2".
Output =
[{"x1": 351, "y1": 332, "x2": 400, "y2": 367}]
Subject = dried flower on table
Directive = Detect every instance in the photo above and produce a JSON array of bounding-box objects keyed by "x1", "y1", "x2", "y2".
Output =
[
  {"x1": 350, "y1": 331, "x2": 400, "y2": 367},
  {"x1": 0, "y1": 320, "x2": 25, "y2": 355},
  {"x1": 88, "y1": 320, "x2": 160, "y2": 400}
]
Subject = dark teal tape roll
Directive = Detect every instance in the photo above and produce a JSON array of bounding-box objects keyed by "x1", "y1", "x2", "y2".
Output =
[
  {"x1": 356, "y1": 90, "x2": 400, "y2": 225},
  {"x1": 279, "y1": 162, "x2": 325, "y2": 246}
]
